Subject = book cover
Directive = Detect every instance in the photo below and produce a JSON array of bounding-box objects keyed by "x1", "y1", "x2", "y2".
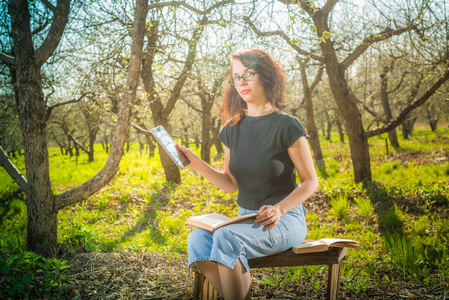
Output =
[
  {"x1": 185, "y1": 213, "x2": 258, "y2": 233},
  {"x1": 150, "y1": 125, "x2": 190, "y2": 169},
  {"x1": 292, "y1": 238, "x2": 360, "y2": 254}
]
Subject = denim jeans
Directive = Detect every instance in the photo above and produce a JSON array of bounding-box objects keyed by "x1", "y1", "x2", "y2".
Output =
[{"x1": 187, "y1": 204, "x2": 307, "y2": 272}]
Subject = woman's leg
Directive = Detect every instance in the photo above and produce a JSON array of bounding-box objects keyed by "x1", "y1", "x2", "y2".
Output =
[
  {"x1": 217, "y1": 259, "x2": 251, "y2": 300},
  {"x1": 190, "y1": 205, "x2": 307, "y2": 299},
  {"x1": 195, "y1": 260, "x2": 223, "y2": 297},
  {"x1": 196, "y1": 259, "x2": 250, "y2": 299}
]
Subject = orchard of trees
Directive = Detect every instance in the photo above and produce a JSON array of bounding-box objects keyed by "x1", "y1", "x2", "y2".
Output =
[{"x1": 0, "y1": 0, "x2": 448, "y2": 258}]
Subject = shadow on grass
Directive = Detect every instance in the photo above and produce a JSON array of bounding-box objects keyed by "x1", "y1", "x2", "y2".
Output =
[
  {"x1": 0, "y1": 188, "x2": 25, "y2": 227},
  {"x1": 317, "y1": 165, "x2": 328, "y2": 180},
  {"x1": 118, "y1": 185, "x2": 176, "y2": 246},
  {"x1": 362, "y1": 181, "x2": 406, "y2": 236}
]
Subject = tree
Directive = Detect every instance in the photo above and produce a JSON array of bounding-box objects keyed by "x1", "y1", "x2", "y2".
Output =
[
  {"x1": 0, "y1": 0, "x2": 148, "y2": 257},
  {"x1": 379, "y1": 59, "x2": 401, "y2": 147},
  {"x1": 276, "y1": 0, "x2": 449, "y2": 182},
  {"x1": 299, "y1": 61, "x2": 325, "y2": 166},
  {"x1": 140, "y1": 1, "x2": 234, "y2": 183},
  {"x1": 141, "y1": 16, "x2": 209, "y2": 184},
  {"x1": 185, "y1": 70, "x2": 224, "y2": 164}
]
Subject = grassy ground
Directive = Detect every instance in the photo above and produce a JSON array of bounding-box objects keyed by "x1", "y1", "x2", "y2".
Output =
[{"x1": 0, "y1": 125, "x2": 448, "y2": 299}]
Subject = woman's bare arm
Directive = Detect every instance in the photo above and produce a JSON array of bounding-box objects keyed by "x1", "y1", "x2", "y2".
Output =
[{"x1": 176, "y1": 144, "x2": 238, "y2": 194}]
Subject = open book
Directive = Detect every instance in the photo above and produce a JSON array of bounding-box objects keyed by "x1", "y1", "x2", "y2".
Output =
[
  {"x1": 185, "y1": 213, "x2": 258, "y2": 233},
  {"x1": 150, "y1": 125, "x2": 190, "y2": 169},
  {"x1": 291, "y1": 238, "x2": 360, "y2": 254}
]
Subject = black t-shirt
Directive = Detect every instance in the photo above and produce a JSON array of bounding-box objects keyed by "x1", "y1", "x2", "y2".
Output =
[{"x1": 218, "y1": 111, "x2": 308, "y2": 210}]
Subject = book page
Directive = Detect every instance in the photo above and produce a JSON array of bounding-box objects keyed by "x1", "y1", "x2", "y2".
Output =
[
  {"x1": 218, "y1": 213, "x2": 258, "y2": 227},
  {"x1": 294, "y1": 240, "x2": 326, "y2": 249},
  {"x1": 318, "y1": 238, "x2": 359, "y2": 246},
  {"x1": 189, "y1": 213, "x2": 230, "y2": 228}
]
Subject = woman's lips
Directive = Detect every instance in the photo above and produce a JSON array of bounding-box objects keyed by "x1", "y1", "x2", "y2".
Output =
[{"x1": 240, "y1": 89, "x2": 250, "y2": 94}]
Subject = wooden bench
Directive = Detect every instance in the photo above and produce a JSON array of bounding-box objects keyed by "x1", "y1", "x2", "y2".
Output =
[{"x1": 192, "y1": 247, "x2": 348, "y2": 300}]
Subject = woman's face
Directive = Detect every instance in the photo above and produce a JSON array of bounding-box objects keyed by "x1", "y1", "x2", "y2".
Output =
[{"x1": 231, "y1": 59, "x2": 267, "y2": 105}]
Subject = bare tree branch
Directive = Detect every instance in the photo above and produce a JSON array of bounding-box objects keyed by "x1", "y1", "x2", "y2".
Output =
[
  {"x1": 364, "y1": 69, "x2": 449, "y2": 138},
  {"x1": 130, "y1": 122, "x2": 152, "y2": 136},
  {"x1": 99, "y1": 116, "x2": 115, "y2": 127},
  {"x1": 310, "y1": 65, "x2": 324, "y2": 92},
  {"x1": 45, "y1": 93, "x2": 94, "y2": 121},
  {"x1": 41, "y1": 0, "x2": 57, "y2": 13},
  {"x1": 180, "y1": 97, "x2": 202, "y2": 114},
  {"x1": 321, "y1": 0, "x2": 339, "y2": 16},
  {"x1": 341, "y1": 25, "x2": 417, "y2": 71},
  {"x1": 244, "y1": 17, "x2": 324, "y2": 62},
  {"x1": 277, "y1": 0, "x2": 317, "y2": 17},
  {"x1": 162, "y1": 16, "x2": 207, "y2": 119},
  {"x1": 0, "y1": 52, "x2": 15, "y2": 65},
  {"x1": 389, "y1": 71, "x2": 408, "y2": 94},
  {"x1": 350, "y1": 91, "x2": 381, "y2": 120},
  {"x1": 147, "y1": 0, "x2": 234, "y2": 15},
  {"x1": 55, "y1": 0, "x2": 148, "y2": 211},
  {"x1": 0, "y1": 146, "x2": 29, "y2": 194},
  {"x1": 32, "y1": 18, "x2": 51, "y2": 35},
  {"x1": 35, "y1": 0, "x2": 71, "y2": 66}
]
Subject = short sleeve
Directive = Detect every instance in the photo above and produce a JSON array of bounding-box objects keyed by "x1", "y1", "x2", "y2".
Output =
[
  {"x1": 284, "y1": 117, "x2": 308, "y2": 149},
  {"x1": 218, "y1": 126, "x2": 231, "y2": 148}
]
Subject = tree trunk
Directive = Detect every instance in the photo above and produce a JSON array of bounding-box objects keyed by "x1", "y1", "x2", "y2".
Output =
[
  {"x1": 326, "y1": 118, "x2": 332, "y2": 141},
  {"x1": 141, "y1": 17, "x2": 206, "y2": 183},
  {"x1": 429, "y1": 119, "x2": 438, "y2": 131},
  {"x1": 314, "y1": 11, "x2": 372, "y2": 183},
  {"x1": 148, "y1": 137, "x2": 155, "y2": 158},
  {"x1": 10, "y1": 0, "x2": 58, "y2": 257},
  {"x1": 74, "y1": 143, "x2": 79, "y2": 156},
  {"x1": 5, "y1": 0, "x2": 148, "y2": 256},
  {"x1": 402, "y1": 116, "x2": 417, "y2": 139},
  {"x1": 138, "y1": 140, "x2": 144, "y2": 156},
  {"x1": 320, "y1": 119, "x2": 326, "y2": 137},
  {"x1": 141, "y1": 21, "x2": 180, "y2": 183},
  {"x1": 88, "y1": 129, "x2": 96, "y2": 162},
  {"x1": 335, "y1": 117, "x2": 345, "y2": 143},
  {"x1": 402, "y1": 123, "x2": 409, "y2": 139},
  {"x1": 195, "y1": 136, "x2": 201, "y2": 149},
  {"x1": 201, "y1": 96, "x2": 212, "y2": 164},
  {"x1": 215, "y1": 139, "x2": 224, "y2": 157},
  {"x1": 67, "y1": 136, "x2": 73, "y2": 157},
  {"x1": 182, "y1": 124, "x2": 190, "y2": 148},
  {"x1": 300, "y1": 63, "x2": 324, "y2": 166},
  {"x1": 380, "y1": 69, "x2": 400, "y2": 147}
]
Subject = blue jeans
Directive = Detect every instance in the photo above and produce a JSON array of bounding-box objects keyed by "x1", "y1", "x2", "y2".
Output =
[{"x1": 187, "y1": 204, "x2": 307, "y2": 272}]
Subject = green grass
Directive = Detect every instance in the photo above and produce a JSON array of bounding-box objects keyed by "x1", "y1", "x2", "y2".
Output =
[
  {"x1": 1, "y1": 126, "x2": 449, "y2": 297},
  {"x1": 329, "y1": 194, "x2": 349, "y2": 219}
]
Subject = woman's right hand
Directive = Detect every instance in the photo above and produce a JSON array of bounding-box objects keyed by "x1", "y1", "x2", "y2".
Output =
[{"x1": 175, "y1": 144, "x2": 202, "y2": 170}]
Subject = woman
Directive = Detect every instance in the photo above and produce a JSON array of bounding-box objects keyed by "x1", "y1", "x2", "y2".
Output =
[{"x1": 176, "y1": 49, "x2": 318, "y2": 300}]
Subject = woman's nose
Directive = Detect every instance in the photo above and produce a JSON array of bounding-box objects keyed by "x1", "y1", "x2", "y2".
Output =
[{"x1": 236, "y1": 79, "x2": 248, "y2": 86}]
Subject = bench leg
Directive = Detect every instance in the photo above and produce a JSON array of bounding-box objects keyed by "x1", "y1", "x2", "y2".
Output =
[
  {"x1": 193, "y1": 271, "x2": 218, "y2": 300},
  {"x1": 327, "y1": 263, "x2": 342, "y2": 300}
]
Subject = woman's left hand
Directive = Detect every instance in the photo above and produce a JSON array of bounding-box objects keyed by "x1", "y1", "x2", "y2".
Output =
[{"x1": 254, "y1": 205, "x2": 283, "y2": 230}]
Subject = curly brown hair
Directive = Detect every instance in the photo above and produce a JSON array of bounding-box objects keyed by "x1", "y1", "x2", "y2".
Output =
[{"x1": 220, "y1": 49, "x2": 287, "y2": 126}]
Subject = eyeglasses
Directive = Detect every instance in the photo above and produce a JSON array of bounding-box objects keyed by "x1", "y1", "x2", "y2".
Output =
[{"x1": 228, "y1": 71, "x2": 258, "y2": 86}]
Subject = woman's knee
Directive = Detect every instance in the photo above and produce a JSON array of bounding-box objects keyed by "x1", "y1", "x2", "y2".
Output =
[
  {"x1": 212, "y1": 227, "x2": 241, "y2": 251},
  {"x1": 212, "y1": 227, "x2": 234, "y2": 242},
  {"x1": 187, "y1": 228, "x2": 213, "y2": 250}
]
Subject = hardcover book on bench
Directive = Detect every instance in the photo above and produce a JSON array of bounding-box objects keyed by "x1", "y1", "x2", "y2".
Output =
[
  {"x1": 185, "y1": 213, "x2": 258, "y2": 233},
  {"x1": 292, "y1": 238, "x2": 360, "y2": 254},
  {"x1": 150, "y1": 125, "x2": 190, "y2": 169}
]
